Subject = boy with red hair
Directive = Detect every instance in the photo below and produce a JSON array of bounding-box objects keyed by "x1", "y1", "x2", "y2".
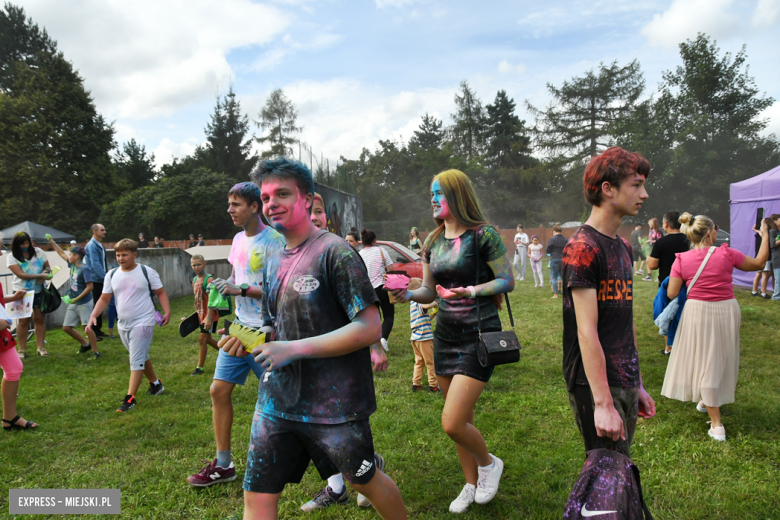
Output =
[{"x1": 562, "y1": 147, "x2": 656, "y2": 458}]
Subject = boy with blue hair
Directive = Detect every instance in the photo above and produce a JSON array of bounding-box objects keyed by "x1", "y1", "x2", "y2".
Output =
[{"x1": 220, "y1": 158, "x2": 407, "y2": 519}]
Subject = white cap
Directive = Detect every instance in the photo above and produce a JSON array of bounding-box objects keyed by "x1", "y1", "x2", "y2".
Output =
[{"x1": 70, "y1": 240, "x2": 77, "y2": 245}]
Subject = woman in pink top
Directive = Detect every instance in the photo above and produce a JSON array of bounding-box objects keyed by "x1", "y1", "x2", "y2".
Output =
[{"x1": 662, "y1": 213, "x2": 769, "y2": 442}]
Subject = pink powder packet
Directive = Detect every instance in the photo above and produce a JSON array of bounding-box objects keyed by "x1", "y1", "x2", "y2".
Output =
[
  {"x1": 384, "y1": 273, "x2": 411, "y2": 291},
  {"x1": 436, "y1": 285, "x2": 458, "y2": 299},
  {"x1": 154, "y1": 310, "x2": 165, "y2": 326}
]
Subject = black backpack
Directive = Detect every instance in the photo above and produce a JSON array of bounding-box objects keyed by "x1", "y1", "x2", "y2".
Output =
[{"x1": 563, "y1": 441, "x2": 653, "y2": 520}]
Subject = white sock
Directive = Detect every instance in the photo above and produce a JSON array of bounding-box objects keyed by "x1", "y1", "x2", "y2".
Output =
[
  {"x1": 479, "y1": 460, "x2": 495, "y2": 470},
  {"x1": 328, "y1": 474, "x2": 345, "y2": 494},
  {"x1": 151, "y1": 379, "x2": 160, "y2": 385}
]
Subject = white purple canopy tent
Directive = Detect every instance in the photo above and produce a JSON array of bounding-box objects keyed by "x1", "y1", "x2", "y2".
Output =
[{"x1": 729, "y1": 165, "x2": 780, "y2": 287}]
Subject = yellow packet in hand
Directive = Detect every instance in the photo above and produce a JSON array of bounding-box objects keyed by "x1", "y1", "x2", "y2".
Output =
[
  {"x1": 224, "y1": 320, "x2": 266, "y2": 353},
  {"x1": 51, "y1": 266, "x2": 62, "y2": 275}
]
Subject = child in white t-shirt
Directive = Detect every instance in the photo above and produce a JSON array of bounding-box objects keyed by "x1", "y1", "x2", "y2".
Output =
[
  {"x1": 513, "y1": 225, "x2": 529, "y2": 281},
  {"x1": 528, "y1": 236, "x2": 544, "y2": 287},
  {"x1": 87, "y1": 239, "x2": 171, "y2": 413}
]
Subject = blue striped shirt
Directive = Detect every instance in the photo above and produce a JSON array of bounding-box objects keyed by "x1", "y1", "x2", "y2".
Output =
[{"x1": 409, "y1": 301, "x2": 433, "y2": 341}]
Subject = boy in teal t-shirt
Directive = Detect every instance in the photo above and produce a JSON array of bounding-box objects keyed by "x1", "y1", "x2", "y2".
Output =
[{"x1": 46, "y1": 235, "x2": 99, "y2": 358}]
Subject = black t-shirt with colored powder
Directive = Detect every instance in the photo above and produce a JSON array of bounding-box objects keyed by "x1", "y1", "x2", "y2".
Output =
[
  {"x1": 650, "y1": 232, "x2": 690, "y2": 286},
  {"x1": 561, "y1": 225, "x2": 640, "y2": 392},
  {"x1": 423, "y1": 226, "x2": 507, "y2": 340},
  {"x1": 259, "y1": 230, "x2": 379, "y2": 424}
]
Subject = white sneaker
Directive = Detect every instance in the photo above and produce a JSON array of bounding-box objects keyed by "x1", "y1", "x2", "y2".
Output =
[
  {"x1": 696, "y1": 401, "x2": 708, "y2": 413},
  {"x1": 449, "y1": 484, "x2": 475, "y2": 514},
  {"x1": 475, "y1": 454, "x2": 503, "y2": 504},
  {"x1": 707, "y1": 422, "x2": 726, "y2": 441},
  {"x1": 519, "y1": 277, "x2": 524, "y2": 282},
  {"x1": 380, "y1": 338, "x2": 388, "y2": 351},
  {"x1": 636, "y1": 270, "x2": 644, "y2": 275}
]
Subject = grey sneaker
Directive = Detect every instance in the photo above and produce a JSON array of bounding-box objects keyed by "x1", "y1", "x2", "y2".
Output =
[
  {"x1": 146, "y1": 381, "x2": 164, "y2": 396},
  {"x1": 357, "y1": 452, "x2": 386, "y2": 507},
  {"x1": 300, "y1": 485, "x2": 349, "y2": 512}
]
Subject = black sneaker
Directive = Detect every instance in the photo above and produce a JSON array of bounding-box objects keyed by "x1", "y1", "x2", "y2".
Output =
[
  {"x1": 751, "y1": 292, "x2": 760, "y2": 297},
  {"x1": 88, "y1": 352, "x2": 101, "y2": 360},
  {"x1": 429, "y1": 386, "x2": 441, "y2": 393},
  {"x1": 146, "y1": 381, "x2": 165, "y2": 396},
  {"x1": 190, "y1": 368, "x2": 205, "y2": 376},
  {"x1": 95, "y1": 336, "x2": 103, "y2": 342},
  {"x1": 300, "y1": 485, "x2": 349, "y2": 512},
  {"x1": 411, "y1": 385, "x2": 422, "y2": 392},
  {"x1": 763, "y1": 293, "x2": 772, "y2": 299},
  {"x1": 660, "y1": 349, "x2": 671, "y2": 356},
  {"x1": 117, "y1": 395, "x2": 136, "y2": 412},
  {"x1": 78, "y1": 345, "x2": 91, "y2": 354}
]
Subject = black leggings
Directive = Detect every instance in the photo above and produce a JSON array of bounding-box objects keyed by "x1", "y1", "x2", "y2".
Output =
[{"x1": 374, "y1": 285, "x2": 395, "y2": 341}]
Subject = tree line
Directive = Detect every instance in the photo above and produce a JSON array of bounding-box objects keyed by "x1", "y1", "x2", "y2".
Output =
[{"x1": 1, "y1": 3, "x2": 777, "y2": 242}]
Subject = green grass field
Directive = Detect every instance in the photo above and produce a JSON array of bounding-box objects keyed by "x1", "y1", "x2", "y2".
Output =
[{"x1": 2, "y1": 267, "x2": 779, "y2": 519}]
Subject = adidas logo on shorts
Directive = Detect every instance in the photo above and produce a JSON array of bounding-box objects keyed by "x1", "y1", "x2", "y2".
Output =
[{"x1": 355, "y1": 459, "x2": 373, "y2": 477}]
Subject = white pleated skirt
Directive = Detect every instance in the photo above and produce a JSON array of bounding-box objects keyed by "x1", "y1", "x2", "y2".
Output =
[{"x1": 661, "y1": 298, "x2": 741, "y2": 407}]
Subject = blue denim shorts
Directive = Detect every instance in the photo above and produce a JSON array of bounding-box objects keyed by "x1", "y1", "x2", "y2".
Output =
[{"x1": 212, "y1": 348, "x2": 265, "y2": 385}]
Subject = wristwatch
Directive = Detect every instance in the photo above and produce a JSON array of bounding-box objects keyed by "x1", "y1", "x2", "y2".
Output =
[{"x1": 240, "y1": 283, "x2": 249, "y2": 297}]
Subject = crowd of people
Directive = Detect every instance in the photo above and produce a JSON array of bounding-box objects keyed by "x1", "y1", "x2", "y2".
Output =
[{"x1": 1, "y1": 147, "x2": 772, "y2": 518}]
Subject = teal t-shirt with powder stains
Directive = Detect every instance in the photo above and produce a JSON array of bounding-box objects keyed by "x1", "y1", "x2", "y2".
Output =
[{"x1": 67, "y1": 263, "x2": 93, "y2": 305}]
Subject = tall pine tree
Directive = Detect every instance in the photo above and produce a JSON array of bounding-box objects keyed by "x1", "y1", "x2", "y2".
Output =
[
  {"x1": 113, "y1": 138, "x2": 156, "y2": 189},
  {"x1": 616, "y1": 34, "x2": 779, "y2": 225},
  {"x1": 255, "y1": 88, "x2": 301, "y2": 158},
  {"x1": 449, "y1": 81, "x2": 485, "y2": 162},
  {"x1": 0, "y1": 4, "x2": 116, "y2": 237},
  {"x1": 526, "y1": 60, "x2": 644, "y2": 170},
  {"x1": 196, "y1": 85, "x2": 257, "y2": 183}
]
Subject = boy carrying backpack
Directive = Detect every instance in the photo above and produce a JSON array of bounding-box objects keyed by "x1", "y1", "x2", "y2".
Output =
[{"x1": 87, "y1": 239, "x2": 171, "y2": 412}]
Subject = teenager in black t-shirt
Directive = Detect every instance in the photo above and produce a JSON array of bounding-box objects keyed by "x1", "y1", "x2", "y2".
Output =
[
  {"x1": 562, "y1": 147, "x2": 656, "y2": 459},
  {"x1": 220, "y1": 158, "x2": 407, "y2": 519},
  {"x1": 391, "y1": 169, "x2": 514, "y2": 514},
  {"x1": 648, "y1": 211, "x2": 691, "y2": 288}
]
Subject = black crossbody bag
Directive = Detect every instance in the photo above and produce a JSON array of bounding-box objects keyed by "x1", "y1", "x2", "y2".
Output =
[{"x1": 475, "y1": 228, "x2": 521, "y2": 367}]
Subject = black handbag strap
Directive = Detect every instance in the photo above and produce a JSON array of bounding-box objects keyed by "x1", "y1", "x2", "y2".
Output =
[{"x1": 475, "y1": 227, "x2": 514, "y2": 334}]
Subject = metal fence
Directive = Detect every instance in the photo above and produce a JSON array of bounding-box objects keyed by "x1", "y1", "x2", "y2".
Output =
[{"x1": 288, "y1": 142, "x2": 357, "y2": 195}]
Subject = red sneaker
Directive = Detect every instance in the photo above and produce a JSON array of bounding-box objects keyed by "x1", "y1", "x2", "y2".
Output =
[{"x1": 187, "y1": 458, "x2": 237, "y2": 487}]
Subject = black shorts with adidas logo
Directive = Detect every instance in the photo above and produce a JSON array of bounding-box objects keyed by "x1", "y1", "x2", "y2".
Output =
[{"x1": 243, "y1": 411, "x2": 376, "y2": 494}]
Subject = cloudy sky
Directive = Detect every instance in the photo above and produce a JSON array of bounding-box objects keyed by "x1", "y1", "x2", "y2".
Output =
[{"x1": 19, "y1": 0, "x2": 780, "y2": 168}]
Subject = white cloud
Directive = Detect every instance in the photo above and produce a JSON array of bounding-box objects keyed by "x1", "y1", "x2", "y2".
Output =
[
  {"x1": 152, "y1": 138, "x2": 202, "y2": 168},
  {"x1": 375, "y1": 0, "x2": 418, "y2": 7},
  {"x1": 761, "y1": 102, "x2": 780, "y2": 139},
  {"x1": 252, "y1": 32, "x2": 341, "y2": 71},
  {"x1": 21, "y1": 0, "x2": 289, "y2": 120},
  {"x1": 242, "y1": 79, "x2": 456, "y2": 162},
  {"x1": 641, "y1": 0, "x2": 780, "y2": 49},
  {"x1": 752, "y1": 0, "x2": 780, "y2": 29},
  {"x1": 498, "y1": 60, "x2": 526, "y2": 75},
  {"x1": 517, "y1": 1, "x2": 662, "y2": 39},
  {"x1": 641, "y1": 0, "x2": 739, "y2": 48}
]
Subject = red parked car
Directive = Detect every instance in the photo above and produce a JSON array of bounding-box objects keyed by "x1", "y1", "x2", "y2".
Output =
[{"x1": 376, "y1": 240, "x2": 423, "y2": 279}]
